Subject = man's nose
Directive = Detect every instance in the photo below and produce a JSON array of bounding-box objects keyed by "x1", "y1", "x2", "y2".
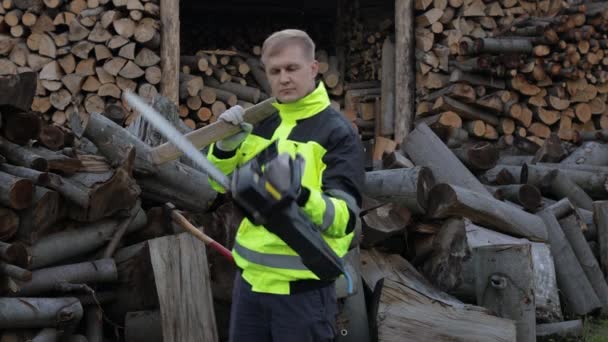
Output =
[{"x1": 279, "y1": 70, "x2": 290, "y2": 83}]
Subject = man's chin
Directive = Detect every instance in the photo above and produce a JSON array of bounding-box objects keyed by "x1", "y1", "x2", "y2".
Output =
[{"x1": 277, "y1": 94, "x2": 300, "y2": 103}]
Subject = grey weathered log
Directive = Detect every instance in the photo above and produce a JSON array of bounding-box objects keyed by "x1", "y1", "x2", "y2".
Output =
[
  {"x1": 545, "y1": 198, "x2": 596, "y2": 239},
  {"x1": 541, "y1": 170, "x2": 593, "y2": 211},
  {"x1": 428, "y1": 183, "x2": 548, "y2": 241},
  {"x1": 0, "y1": 72, "x2": 37, "y2": 111},
  {"x1": 537, "y1": 209, "x2": 601, "y2": 315},
  {"x1": 480, "y1": 164, "x2": 522, "y2": 185},
  {"x1": 532, "y1": 134, "x2": 566, "y2": 163},
  {"x1": 0, "y1": 241, "x2": 29, "y2": 267},
  {"x1": 360, "y1": 249, "x2": 516, "y2": 342},
  {"x1": 422, "y1": 217, "x2": 469, "y2": 292},
  {"x1": 30, "y1": 210, "x2": 146, "y2": 269},
  {"x1": 31, "y1": 328, "x2": 59, "y2": 342},
  {"x1": 431, "y1": 96, "x2": 500, "y2": 125},
  {"x1": 496, "y1": 155, "x2": 534, "y2": 166},
  {"x1": 0, "y1": 261, "x2": 32, "y2": 281},
  {"x1": 246, "y1": 58, "x2": 271, "y2": 95},
  {"x1": 561, "y1": 141, "x2": 608, "y2": 166},
  {"x1": 0, "y1": 159, "x2": 86, "y2": 208},
  {"x1": 103, "y1": 203, "x2": 143, "y2": 258},
  {"x1": 15, "y1": 259, "x2": 117, "y2": 296},
  {"x1": 536, "y1": 320, "x2": 583, "y2": 341},
  {"x1": 85, "y1": 305, "x2": 103, "y2": 342},
  {"x1": 204, "y1": 76, "x2": 260, "y2": 103},
  {"x1": 362, "y1": 203, "x2": 410, "y2": 247},
  {"x1": 559, "y1": 214, "x2": 608, "y2": 312},
  {"x1": 403, "y1": 123, "x2": 492, "y2": 196},
  {"x1": 573, "y1": 130, "x2": 608, "y2": 143},
  {"x1": 106, "y1": 241, "x2": 159, "y2": 322},
  {"x1": 17, "y1": 186, "x2": 62, "y2": 243},
  {"x1": 125, "y1": 310, "x2": 163, "y2": 342},
  {"x1": 138, "y1": 177, "x2": 211, "y2": 213},
  {"x1": 594, "y1": 201, "x2": 608, "y2": 277},
  {"x1": 0, "y1": 170, "x2": 34, "y2": 210},
  {"x1": 522, "y1": 164, "x2": 608, "y2": 198},
  {"x1": 0, "y1": 297, "x2": 83, "y2": 328},
  {"x1": 451, "y1": 142, "x2": 499, "y2": 171},
  {"x1": 78, "y1": 113, "x2": 216, "y2": 211},
  {"x1": 474, "y1": 38, "x2": 534, "y2": 54},
  {"x1": 452, "y1": 222, "x2": 561, "y2": 323},
  {"x1": 27, "y1": 146, "x2": 82, "y2": 175},
  {"x1": 363, "y1": 167, "x2": 435, "y2": 214},
  {"x1": 126, "y1": 93, "x2": 191, "y2": 148},
  {"x1": 475, "y1": 244, "x2": 536, "y2": 342},
  {"x1": 490, "y1": 184, "x2": 542, "y2": 210},
  {"x1": 537, "y1": 163, "x2": 608, "y2": 173},
  {"x1": 0, "y1": 136, "x2": 48, "y2": 171}
]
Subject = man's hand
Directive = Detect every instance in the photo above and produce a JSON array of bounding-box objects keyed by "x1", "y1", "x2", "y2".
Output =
[{"x1": 216, "y1": 106, "x2": 252, "y2": 152}]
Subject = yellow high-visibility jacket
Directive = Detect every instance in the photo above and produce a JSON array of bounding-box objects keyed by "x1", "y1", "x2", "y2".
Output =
[{"x1": 208, "y1": 82, "x2": 364, "y2": 294}]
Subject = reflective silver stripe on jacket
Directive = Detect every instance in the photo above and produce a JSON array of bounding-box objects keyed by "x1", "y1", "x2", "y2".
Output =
[
  {"x1": 320, "y1": 194, "x2": 335, "y2": 232},
  {"x1": 234, "y1": 241, "x2": 309, "y2": 270},
  {"x1": 325, "y1": 189, "x2": 360, "y2": 214}
]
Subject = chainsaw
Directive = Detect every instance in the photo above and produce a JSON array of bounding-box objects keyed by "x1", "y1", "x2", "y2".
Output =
[{"x1": 124, "y1": 92, "x2": 346, "y2": 282}]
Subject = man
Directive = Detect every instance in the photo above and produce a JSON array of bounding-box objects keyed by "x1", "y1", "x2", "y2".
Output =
[{"x1": 207, "y1": 29, "x2": 365, "y2": 342}]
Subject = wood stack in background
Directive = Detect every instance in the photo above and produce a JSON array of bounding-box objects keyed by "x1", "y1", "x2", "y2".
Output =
[
  {"x1": 0, "y1": 71, "x2": 220, "y2": 341},
  {"x1": 414, "y1": 0, "x2": 608, "y2": 149},
  {"x1": 0, "y1": 0, "x2": 163, "y2": 127}
]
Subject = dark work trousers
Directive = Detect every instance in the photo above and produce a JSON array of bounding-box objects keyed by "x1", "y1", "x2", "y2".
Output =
[{"x1": 229, "y1": 272, "x2": 338, "y2": 342}]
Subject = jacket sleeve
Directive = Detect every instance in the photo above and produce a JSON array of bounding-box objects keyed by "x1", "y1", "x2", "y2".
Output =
[
  {"x1": 300, "y1": 125, "x2": 364, "y2": 238},
  {"x1": 207, "y1": 143, "x2": 241, "y2": 193}
]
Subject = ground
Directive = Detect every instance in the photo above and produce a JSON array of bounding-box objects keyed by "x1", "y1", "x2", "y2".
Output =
[{"x1": 584, "y1": 318, "x2": 608, "y2": 342}]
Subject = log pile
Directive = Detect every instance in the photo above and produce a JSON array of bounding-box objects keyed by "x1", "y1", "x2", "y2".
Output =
[
  {"x1": 0, "y1": 0, "x2": 163, "y2": 128},
  {"x1": 176, "y1": 50, "x2": 273, "y2": 129},
  {"x1": 355, "y1": 117, "x2": 608, "y2": 341},
  {"x1": 0, "y1": 71, "x2": 222, "y2": 341},
  {"x1": 414, "y1": 0, "x2": 608, "y2": 148}
]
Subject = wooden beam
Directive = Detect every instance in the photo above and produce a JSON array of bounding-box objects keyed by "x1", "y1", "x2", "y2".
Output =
[
  {"x1": 149, "y1": 97, "x2": 276, "y2": 165},
  {"x1": 394, "y1": 0, "x2": 415, "y2": 144},
  {"x1": 160, "y1": 0, "x2": 179, "y2": 105}
]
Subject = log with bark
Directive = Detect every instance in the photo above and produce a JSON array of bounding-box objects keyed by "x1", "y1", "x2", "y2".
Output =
[
  {"x1": 403, "y1": 123, "x2": 492, "y2": 196},
  {"x1": 363, "y1": 167, "x2": 435, "y2": 214},
  {"x1": 427, "y1": 183, "x2": 548, "y2": 241},
  {"x1": 15, "y1": 259, "x2": 117, "y2": 296},
  {"x1": 0, "y1": 297, "x2": 83, "y2": 329},
  {"x1": 537, "y1": 209, "x2": 601, "y2": 315}
]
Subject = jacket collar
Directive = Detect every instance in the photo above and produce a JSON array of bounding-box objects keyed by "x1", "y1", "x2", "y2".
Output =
[{"x1": 272, "y1": 82, "x2": 330, "y2": 123}]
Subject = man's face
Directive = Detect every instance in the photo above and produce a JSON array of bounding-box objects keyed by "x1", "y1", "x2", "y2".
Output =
[{"x1": 264, "y1": 45, "x2": 319, "y2": 103}]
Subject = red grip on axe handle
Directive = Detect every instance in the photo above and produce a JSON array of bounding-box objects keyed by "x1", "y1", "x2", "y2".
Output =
[{"x1": 208, "y1": 240, "x2": 234, "y2": 263}]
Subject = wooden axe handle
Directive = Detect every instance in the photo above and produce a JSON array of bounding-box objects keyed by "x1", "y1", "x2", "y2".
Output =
[
  {"x1": 149, "y1": 97, "x2": 276, "y2": 165},
  {"x1": 170, "y1": 209, "x2": 234, "y2": 263}
]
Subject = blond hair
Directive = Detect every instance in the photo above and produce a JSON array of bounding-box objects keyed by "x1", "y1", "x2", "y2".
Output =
[{"x1": 261, "y1": 29, "x2": 315, "y2": 65}]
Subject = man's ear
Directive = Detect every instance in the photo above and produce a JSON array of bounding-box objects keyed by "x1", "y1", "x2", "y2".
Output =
[{"x1": 310, "y1": 60, "x2": 319, "y2": 78}]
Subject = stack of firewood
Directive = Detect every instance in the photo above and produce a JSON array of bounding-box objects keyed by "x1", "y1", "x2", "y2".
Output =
[
  {"x1": 176, "y1": 50, "x2": 270, "y2": 129},
  {"x1": 0, "y1": 0, "x2": 162, "y2": 127},
  {"x1": 415, "y1": 0, "x2": 608, "y2": 148}
]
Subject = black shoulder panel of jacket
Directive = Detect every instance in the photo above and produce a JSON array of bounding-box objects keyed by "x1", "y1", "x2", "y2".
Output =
[
  {"x1": 289, "y1": 106, "x2": 365, "y2": 207},
  {"x1": 252, "y1": 111, "x2": 280, "y2": 139}
]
